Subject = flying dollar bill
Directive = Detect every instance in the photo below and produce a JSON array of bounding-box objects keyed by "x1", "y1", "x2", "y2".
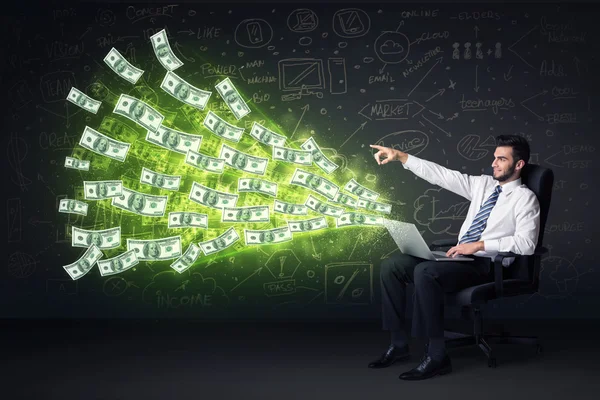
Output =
[
  {"x1": 273, "y1": 200, "x2": 308, "y2": 216},
  {"x1": 113, "y1": 94, "x2": 164, "y2": 132},
  {"x1": 161, "y1": 71, "x2": 211, "y2": 110},
  {"x1": 150, "y1": 29, "x2": 183, "y2": 71},
  {"x1": 103, "y1": 47, "x2": 144, "y2": 84},
  {"x1": 300, "y1": 137, "x2": 339, "y2": 174},
  {"x1": 304, "y1": 194, "x2": 344, "y2": 218},
  {"x1": 189, "y1": 182, "x2": 238, "y2": 210},
  {"x1": 185, "y1": 150, "x2": 224, "y2": 174},
  {"x1": 336, "y1": 212, "x2": 384, "y2": 227},
  {"x1": 331, "y1": 192, "x2": 358, "y2": 209},
  {"x1": 84, "y1": 180, "x2": 123, "y2": 200},
  {"x1": 79, "y1": 126, "x2": 131, "y2": 162},
  {"x1": 344, "y1": 179, "x2": 380, "y2": 201},
  {"x1": 238, "y1": 178, "x2": 278, "y2": 197},
  {"x1": 244, "y1": 227, "x2": 292, "y2": 245},
  {"x1": 65, "y1": 156, "x2": 90, "y2": 171},
  {"x1": 72, "y1": 226, "x2": 121, "y2": 249},
  {"x1": 59, "y1": 199, "x2": 88, "y2": 216},
  {"x1": 145, "y1": 125, "x2": 202, "y2": 155},
  {"x1": 287, "y1": 217, "x2": 328, "y2": 233},
  {"x1": 111, "y1": 187, "x2": 168, "y2": 217},
  {"x1": 219, "y1": 144, "x2": 268, "y2": 175},
  {"x1": 290, "y1": 169, "x2": 339, "y2": 201},
  {"x1": 357, "y1": 199, "x2": 392, "y2": 214},
  {"x1": 198, "y1": 227, "x2": 240, "y2": 255},
  {"x1": 272, "y1": 146, "x2": 312, "y2": 166},
  {"x1": 127, "y1": 236, "x2": 182, "y2": 261},
  {"x1": 222, "y1": 205, "x2": 270, "y2": 223},
  {"x1": 215, "y1": 77, "x2": 251, "y2": 120},
  {"x1": 140, "y1": 167, "x2": 181, "y2": 191},
  {"x1": 168, "y1": 212, "x2": 208, "y2": 229},
  {"x1": 203, "y1": 111, "x2": 244, "y2": 142},
  {"x1": 249, "y1": 122, "x2": 286, "y2": 147},
  {"x1": 170, "y1": 244, "x2": 202, "y2": 274},
  {"x1": 98, "y1": 249, "x2": 139, "y2": 277},
  {"x1": 67, "y1": 87, "x2": 101, "y2": 114},
  {"x1": 63, "y1": 244, "x2": 103, "y2": 280}
]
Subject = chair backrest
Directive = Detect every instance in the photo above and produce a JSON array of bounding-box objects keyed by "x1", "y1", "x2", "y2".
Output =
[{"x1": 505, "y1": 163, "x2": 554, "y2": 288}]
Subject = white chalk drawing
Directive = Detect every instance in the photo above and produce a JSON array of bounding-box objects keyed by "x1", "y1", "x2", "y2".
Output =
[
  {"x1": 374, "y1": 31, "x2": 410, "y2": 64},
  {"x1": 278, "y1": 58, "x2": 325, "y2": 101},
  {"x1": 332, "y1": 8, "x2": 371, "y2": 38},
  {"x1": 325, "y1": 262, "x2": 373, "y2": 304},
  {"x1": 234, "y1": 19, "x2": 273, "y2": 48},
  {"x1": 287, "y1": 9, "x2": 318, "y2": 33}
]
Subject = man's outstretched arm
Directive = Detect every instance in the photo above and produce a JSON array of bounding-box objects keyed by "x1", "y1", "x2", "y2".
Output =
[{"x1": 370, "y1": 144, "x2": 478, "y2": 201}]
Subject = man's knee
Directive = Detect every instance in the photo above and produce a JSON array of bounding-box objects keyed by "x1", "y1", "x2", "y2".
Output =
[
  {"x1": 380, "y1": 254, "x2": 413, "y2": 279},
  {"x1": 413, "y1": 262, "x2": 438, "y2": 283}
]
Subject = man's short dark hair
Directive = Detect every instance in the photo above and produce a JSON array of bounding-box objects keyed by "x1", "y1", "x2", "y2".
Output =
[{"x1": 496, "y1": 135, "x2": 530, "y2": 166}]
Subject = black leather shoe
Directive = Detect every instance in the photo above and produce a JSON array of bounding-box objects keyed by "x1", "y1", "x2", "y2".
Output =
[
  {"x1": 368, "y1": 344, "x2": 410, "y2": 369},
  {"x1": 398, "y1": 354, "x2": 452, "y2": 380}
]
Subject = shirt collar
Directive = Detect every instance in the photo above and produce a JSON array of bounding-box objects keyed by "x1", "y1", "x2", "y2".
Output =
[{"x1": 494, "y1": 178, "x2": 521, "y2": 195}]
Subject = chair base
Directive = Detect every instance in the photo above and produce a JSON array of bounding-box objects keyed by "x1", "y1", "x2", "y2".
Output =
[{"x1": 443, "y1": 307, "x2": 543, "y2": 368}]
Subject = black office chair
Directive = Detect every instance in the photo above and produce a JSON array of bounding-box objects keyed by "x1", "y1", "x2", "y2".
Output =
[{"x1": 429, "y1": 164, "x2": 554, "y2": 368}]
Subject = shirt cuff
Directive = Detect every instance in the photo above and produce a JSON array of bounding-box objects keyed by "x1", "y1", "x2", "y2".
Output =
[
  {"x1": 484, "y1": 239, "x2": 500, "y2": 252},
  {"x1": 402, "y1": 154, "x2": 418, "y2": 169}
]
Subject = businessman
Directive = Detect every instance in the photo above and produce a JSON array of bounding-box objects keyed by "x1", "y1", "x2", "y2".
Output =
[{"x1": 368, "y1": 135, "x2": 540, "y2": 380}]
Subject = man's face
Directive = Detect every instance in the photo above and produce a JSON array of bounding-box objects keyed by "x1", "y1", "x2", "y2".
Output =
[
  {"x1": 132, "y1": 194, "x2": 144, "y2": 209},
  {"x1": 155, "y1": 175, "x2": 164, "y2": 187},
  {"x1": 492, "y1": 146, "x2": 519, "y2": 182}
]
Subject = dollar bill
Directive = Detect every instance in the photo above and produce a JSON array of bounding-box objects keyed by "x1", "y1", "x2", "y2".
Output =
[
  {"x1": 189, "y1": 182, "x2": 238, "y2": 210},
  {"x1": 198, "y1": 227, "x2": 240, "y2": 255},
  {"x1": 336, "y1": 212, "x2": 384, "y2": 228},
  {"x1": 113, "y1": 94, "x2": 164, "y2": 132},
  {"x1": 222, "y1": 205, "x2": 270, "y2": 223},
  {"x1": 300, "y1": 137, "x2": 339, "y2": 174},
  {"x1": 249, "y1": 122, "x2": 286, "y2": 147},
  {"x1": 111, "y1": 187, "x2": 168, "y2": 217},
  {"x1": 203, "y1": 111, "x2": 244, "y2": 142},
  {"x1": 83, "y1": 180, "x2": 123, "y2": 200},
  {"x1": 59, "y1": 199, "x2": 88, "y2": 216},
  {"x1": 331, "y1": 192, "x2": 358, "y2": 209},
  {"x1": 357, "y1": 199, "x2": 392, "y2": 214},
  {"x1": 72, "y1": 226, "x2": 121, "y2": 249},
  {"x1": 65, "y1": 156, "x2": 90, "y2": 171},
  {"x1": 79, "y1": 126, "x2": 131, "y2": 162},
  {"x1": 215, "y1": 77, "x2": 251, "y2": 120},
  {"x1": 273, "y1": 146, "x2": 312, "y2": 166},
  {"x1": 304, "y1": 194, "x2": 344, "y2": 218},
  {"x1": 273, "y1": 200, "x2": 308, "y2": 216},
  {"x1": 219, "y1": 144, "x2": 268, "y2": 175},
  {"x1": 161, "y1": 71, "x2": 211, "y2": 110},
  {"x1": 238, "y1": 178, "x2": 278, "y2": 197},
  {"x1": 344, "y1": 179, "x2": 380, "y2": 201},
  {"x1": 287, "y1": 217, "x2": 328, "y2": 233},
  {"x1": 168, "y1": 212, "x2": 208, "y2": 229},
  {"x1": 150, "y1": 29, "x2": 183, "y2": 71},
  {"x1": 140, "y1": 167, "x2": 181, "y2": 191},
  {"x1": 145, "y1": 125, "x2": 202, "y2": 155},
  {"x1": 185, "y1": 150, "x2": 224, "y2": 174},
  {"x1": 244, "y1": 227, "x2": 292, "y2": 245},
  {"x1": 127, "y1": 236, "x2": 183, "y2": 261},
  {"x1": 63, "y1": 244, "x2": 103, "y2": 280},
  {"x1": 290, "y1": 169, "x2": 339, "y2": 201},
  {"x1": 98, "y1": 249, "x2": 139, "y2": 276},
  {"x1": 103, "y1": 47, "x2": 144, "y2": 84},
  {"x1": 67, "y1": 87, "x2": 101, "y2": 114},
  {"x1": 170, "y1": 244, "x2": 202, "y2": 273}
]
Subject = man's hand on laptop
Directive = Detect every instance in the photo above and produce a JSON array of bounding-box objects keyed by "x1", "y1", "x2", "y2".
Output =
[
  {"x1": 446, "y1": 242, "x2": 484, "y2": 257},
  {"x1": 370, "y1": 144, "x2": 409, "y2": 165}
]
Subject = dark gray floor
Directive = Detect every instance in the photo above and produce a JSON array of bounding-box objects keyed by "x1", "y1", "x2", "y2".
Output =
[{"x1": 3, "y1": 319, "x2": 600, "y2": 400}]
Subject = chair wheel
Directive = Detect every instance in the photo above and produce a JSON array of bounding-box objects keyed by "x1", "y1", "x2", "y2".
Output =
[
  {"x1": 488, "y1": 358, "x2": 497, "y2": 368},
  {"x1": 537, "y1": 344, "x2": 543, "y2": 354}
]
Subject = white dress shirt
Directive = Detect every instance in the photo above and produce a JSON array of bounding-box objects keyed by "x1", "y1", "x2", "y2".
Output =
[{"x1": 401, "y1": 154, "x2": 541, "y2": 266}]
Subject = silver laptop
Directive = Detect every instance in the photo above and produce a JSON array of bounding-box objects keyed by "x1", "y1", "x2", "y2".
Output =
[{"x1": 383, "y1": 219, "x2": 474, "y2": 262}]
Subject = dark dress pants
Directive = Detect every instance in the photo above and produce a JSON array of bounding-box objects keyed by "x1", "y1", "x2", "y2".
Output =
[{"x1": 380, "y1": 252, "x2": 495, "y2": 338}]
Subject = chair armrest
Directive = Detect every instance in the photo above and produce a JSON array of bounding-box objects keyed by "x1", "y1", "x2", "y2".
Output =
[
  {"x1": 491, "y1": 247, "x2": 547, "y2": 297},
  {"x1": 429, "y1": 238, "x2": 457, "y2": 250}
]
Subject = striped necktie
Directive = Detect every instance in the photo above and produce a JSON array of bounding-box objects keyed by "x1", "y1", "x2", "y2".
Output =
[{"x1": 459, "y1": 185, "x2": 502, "y2": 244}]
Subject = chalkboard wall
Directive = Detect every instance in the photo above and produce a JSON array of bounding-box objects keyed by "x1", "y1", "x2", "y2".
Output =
[{"x1": 3, "y1": 1, "x2": 599, "y2": 320}]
